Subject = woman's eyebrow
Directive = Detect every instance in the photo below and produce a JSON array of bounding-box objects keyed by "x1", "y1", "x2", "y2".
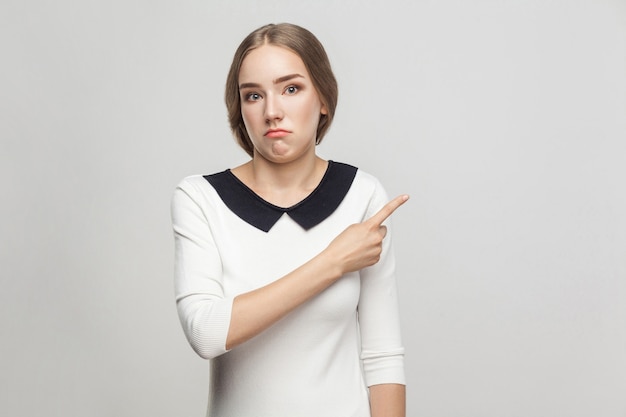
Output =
[
  {"x1": 239, "y1": 82, "x2": 260, "y2": 89},
  {"x1": 273, "y1": 73, "x2": 304, "y2": 84},
  {"x1": 239, "y1": 73, "x2": 304, "y2": 90}
]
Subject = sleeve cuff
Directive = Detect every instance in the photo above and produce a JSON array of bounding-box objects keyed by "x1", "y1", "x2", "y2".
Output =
[{"x1": 361, "y1": 348, "x2": 406, "y2": 386}]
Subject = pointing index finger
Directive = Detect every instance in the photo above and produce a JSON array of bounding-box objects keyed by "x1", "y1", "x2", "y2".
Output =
[{"x1": 367, "y1": 194, "x2": 410, "y2": 226}]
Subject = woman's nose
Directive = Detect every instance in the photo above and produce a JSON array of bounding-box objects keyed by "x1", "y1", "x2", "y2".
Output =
[{"x1": 264, "y1": 94, "x2": 283, "y2": 122}]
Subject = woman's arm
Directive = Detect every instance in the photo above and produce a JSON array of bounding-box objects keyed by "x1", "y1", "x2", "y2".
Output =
[
  {"x1": 357, "y1": 179, "x2": 407, "y2": 415},
  {"x1": 226, "y1": 194, "x2": 409, "y2": 350},
  {"x1": 370, "y1": 384, "x2": 406, "y2": 417}
]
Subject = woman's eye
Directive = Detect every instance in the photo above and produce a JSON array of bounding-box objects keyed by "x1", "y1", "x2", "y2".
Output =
[
  {"x1": 245, "y1": 93, "x2": 261, "y2": 101},
  {"x1": 284, "y1": 85, "x2": 299, "y2": 95}
]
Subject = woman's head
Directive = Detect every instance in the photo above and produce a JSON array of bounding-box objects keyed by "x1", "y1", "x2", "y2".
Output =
[{"x1": 225, "y1": 23, "x2": 338, "y2": 157}]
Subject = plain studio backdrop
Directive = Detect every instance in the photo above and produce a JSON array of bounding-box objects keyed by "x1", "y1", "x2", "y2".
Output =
[{"x1": 1, "y1": 1, "x2": 625, "y2": 416}]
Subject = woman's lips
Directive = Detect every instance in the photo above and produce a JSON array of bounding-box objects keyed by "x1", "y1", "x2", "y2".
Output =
[{"x1": 265, "y1": 129, "x2": 290, "y2": 138}]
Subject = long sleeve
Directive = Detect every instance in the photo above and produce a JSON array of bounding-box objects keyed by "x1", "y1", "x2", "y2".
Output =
[
  {"x1": 171, "y1": 178, "x2": 233, "y2": 359},
  {"x1": 358, "y1": 179, "x2": 406, "y2": 387}
]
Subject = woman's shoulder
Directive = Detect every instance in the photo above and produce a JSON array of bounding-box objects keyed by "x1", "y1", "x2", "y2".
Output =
[
  {"x1": 332, "y1": 161, "x2": 385, "y2": 194},
  {"x1": 175, "y1": 166, "x2": 232, "y2": 188},
  {"x1": 327, "y1": 160, "x2": 375, "y2": 184},
  {"x1": 172, "y1": 171, "x2": 229, "y2": 207},
  {"x1": 175, "y1": 174, "x2": 211, "y2": 192},
  {"x1": 335, "y1": 163, "x2": 390, "y2": 216}
]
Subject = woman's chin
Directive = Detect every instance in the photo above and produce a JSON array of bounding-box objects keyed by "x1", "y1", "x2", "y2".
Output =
[{"x1": 270, "y1": 141, "x2": 290, "y2": 156}]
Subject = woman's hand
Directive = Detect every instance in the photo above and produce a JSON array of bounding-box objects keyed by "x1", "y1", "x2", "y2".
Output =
[{"x1": 325, "y1": 195, "x2": 409, "y2": 275}]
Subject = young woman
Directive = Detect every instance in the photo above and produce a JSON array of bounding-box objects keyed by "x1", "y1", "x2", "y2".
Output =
[{"x1": 172, "y1": 23, "x2": 408, "y2": 417}]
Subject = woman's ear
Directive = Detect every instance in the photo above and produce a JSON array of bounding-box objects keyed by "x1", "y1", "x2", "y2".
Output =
[{"x1": 321, "y1": 104, "x2": 328, "y2": 115}]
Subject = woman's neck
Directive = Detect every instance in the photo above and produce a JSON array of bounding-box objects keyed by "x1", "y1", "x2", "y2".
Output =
[{"x1": 232, "y1": 154, "x2": 328, "y2": 208}]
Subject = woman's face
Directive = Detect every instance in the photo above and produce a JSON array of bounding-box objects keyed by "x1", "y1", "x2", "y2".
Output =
[{"x1": 238, "y1": 44, "x2": 327, "y2": 163}]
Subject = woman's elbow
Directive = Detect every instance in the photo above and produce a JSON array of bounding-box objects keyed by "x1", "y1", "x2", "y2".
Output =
[
  {"x1": 184, "y1": 320, "x2": 230, "y2": 360},
  {"x1": 177, "y1": 297, "x2": 232, "y2": 360}
]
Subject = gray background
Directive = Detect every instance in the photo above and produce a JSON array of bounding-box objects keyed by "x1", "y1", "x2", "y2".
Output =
[{"x1": 2, "y1": 1, "x2": 625, "y2": 416}]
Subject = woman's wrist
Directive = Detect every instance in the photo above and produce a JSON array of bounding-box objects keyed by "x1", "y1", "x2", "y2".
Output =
[{"x1": 314, "y1": 248, "x2": 345, "y2": 283}]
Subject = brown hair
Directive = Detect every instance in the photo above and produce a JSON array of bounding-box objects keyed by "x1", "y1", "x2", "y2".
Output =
[{"x1": 225, "y1": 23, "x2": 338, "y2": 157}]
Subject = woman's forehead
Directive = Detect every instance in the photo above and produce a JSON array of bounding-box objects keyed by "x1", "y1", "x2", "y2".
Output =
[{"x1": 238, "y1": 44, "x2": 309, "y2": 83}]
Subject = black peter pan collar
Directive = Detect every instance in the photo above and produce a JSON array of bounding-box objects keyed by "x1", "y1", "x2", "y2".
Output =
[{"x1": 204, "y1": 161, "x2": 358, "y2": 232}]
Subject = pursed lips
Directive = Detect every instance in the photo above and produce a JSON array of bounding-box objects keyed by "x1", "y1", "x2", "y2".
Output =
[{"x1": 264, "y1": 129, "x2": 290, "y2": 138}]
